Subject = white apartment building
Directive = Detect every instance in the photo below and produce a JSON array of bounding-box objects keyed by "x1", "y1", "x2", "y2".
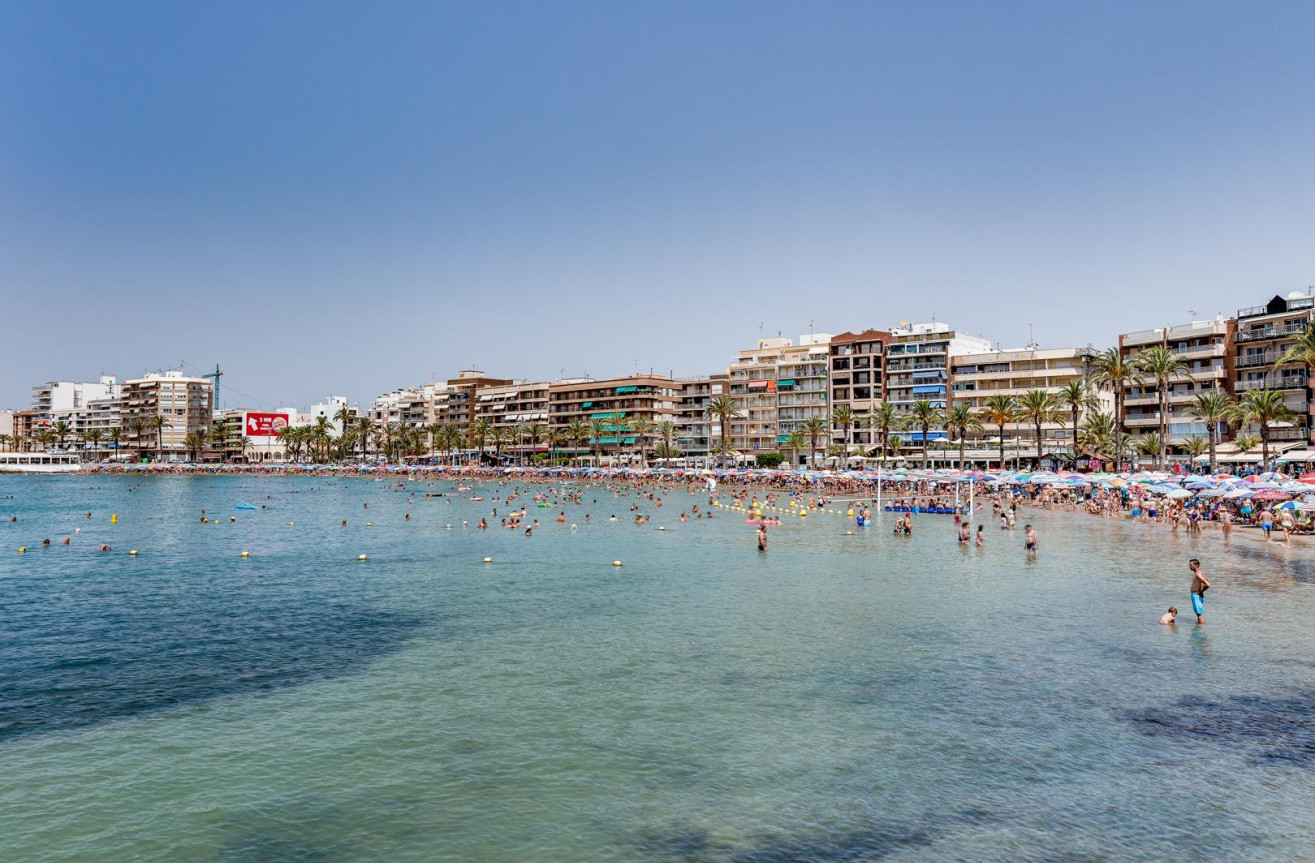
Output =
[
  {"x1": 884, "y1": 323, "x2": 992, "y2": 440},
  {"x1": 951, "y1": 346, "x2": 1106, "y2": 455}
]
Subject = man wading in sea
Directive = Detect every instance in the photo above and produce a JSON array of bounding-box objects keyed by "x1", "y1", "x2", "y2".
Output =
[{"x1": 1189, "y1": 558, "x2": 1210, "y2": 625}]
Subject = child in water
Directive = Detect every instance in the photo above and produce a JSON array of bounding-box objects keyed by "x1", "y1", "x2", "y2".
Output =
[{"x1": 1160, "y1": 606, "x2": 1178, "y2": 625}]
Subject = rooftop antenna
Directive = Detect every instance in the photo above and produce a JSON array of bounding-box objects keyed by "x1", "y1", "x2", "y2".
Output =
[
  {"x1": 758, "y1": 321, "x2": 764, "y2": 342},
  {"x1": 1188, "y1": 308, "x2": 1198, "y2": 320}
]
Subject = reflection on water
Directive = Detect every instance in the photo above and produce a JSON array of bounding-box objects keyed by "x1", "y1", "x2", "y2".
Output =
[{"x1": 1, "y1": 475, "x2": 1313, "y2": 863}]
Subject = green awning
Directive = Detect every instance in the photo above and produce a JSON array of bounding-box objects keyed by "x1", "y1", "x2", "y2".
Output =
[
  {"x1": 591, "y1": 412, "x2": 624, "y2": 419},
  {"x1": 777, "y1": 379, "x2": 796, "y2": 387},
  {"x1": 581, "y1": 402, "x2": 592, "y2": 408},
  {"x1": 615, "y1": 386, "x2": 638, "y2": 394}
]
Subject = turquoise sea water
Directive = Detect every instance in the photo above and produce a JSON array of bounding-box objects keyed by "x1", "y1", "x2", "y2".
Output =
[{"x1": 1, "y1": 474, "x2": 1313, "y2": 862}]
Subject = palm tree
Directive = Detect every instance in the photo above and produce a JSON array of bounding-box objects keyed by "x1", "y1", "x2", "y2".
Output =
[
  {"x1": 866, "y1": 403, "x2": 898, "y2": 458},
  {"x1": 544, "y1": 427, "x2": 565, "y2": 464},
  {"x1": 468, "y1": 418, "x2": 492, "y2": 465},
  {"x1": 82, "y1": 428, "x2": 103, "y2": 461},
  {"x1": 630, "y1": 416, "x2": 655, "y2": 466},
  {"x1": 980, "y1": 395, "x2": 1017, "y2": 470},
  {"x1": 490, "y1": 425, "x2": 512, "y2": 462},
  {"x1": 706, "y1": 396, "x2": 741, "y2": 458},
  {"x1": 0, "y1": 433, "x2": 11, "y2": 451},
  {"x1": 784, "y1": 430, "x2": 808, "y2": 466},
  {"x1": 1233, "y1": 432, "x2": 1261, "y2": 457},
  {"x1": 1133, "y1": 344, "x2": 1190, "y2": 469},
  {"x1": 565, "y1": 418, "x2": 590, "y2": 464},
  {"x1": 831, "y1": 405, "x2": 856, "y2": 462},
  {"x1": 610, "y1": 413, "x2": 631, "y2": 465},
  {"x1": 801, "y1": 416, "x2": 829, "y2": 467},
  {"x1": 1231, "y1": 388, "x2": 1296, "y2": 470},
  {"x1": 1016, "y1": 390, "x2": 1060, "y2": 466},
  {"x1": 107, "y1": 426, "x2": 123, "y2": 459},
  {"x1": 1276, "y1": 324, "x2": 1315, "y2": 376},
  {"x1": 183, "y1": 428, "x2": 209, "y2": 462},
  {"x1": 1136, "y1": 433, "x2": 1163, "y2": 465},
  {"x1": 655, "y1": 420, "x2": 677, "y2": 455},
  {"x1": 1186, "y1": 390, "x2": 1234, "y2": 475},
  {"x1": 51, "y1": 420, "x2": 73, "y2": 451},
  {"x1": 355, "y1": 416, "x2": 375, "y2": 462},
  {"x1": 334, "y1": 404, "x2": 356, "y2": 437},
  {"x1": 527, "y1": 423, "x2": 547, "y2": 464},
  {"x1": 147, "y1": 413, "x2": 173, "y2": 462},
  {"x1": 1181, "y1": 435, "x2": 1209, "y2": 467},
  {"x1": 906, "y1": 399, "x2": 944, "y2": 469},
  {"x1": 1057, "y1": 380, "x2": 1097, "y2": 469},
  {"x1": 426, "y1": 422, "x2": 443, "y2": 458},
  {"x1": 1078, "y1": 411, "x2": 1118, "y2": 458},
  {"x1": 1090, "y1": 347, "x2": 1144, "y2": 470},
  {"x1": 944, "y1": 404, "x2": 983, "y2": 469},
  {"x1": 886, "y1": 434, "x2": 904, "y2": 460},
  {"x1": 588, "y1": 417, "x2": 609, "y2": 464}
]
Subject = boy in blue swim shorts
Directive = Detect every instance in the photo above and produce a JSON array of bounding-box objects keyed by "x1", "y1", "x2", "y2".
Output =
[{"x1": 1189, "y1": 558, "x2": 1210, "y2": 624}]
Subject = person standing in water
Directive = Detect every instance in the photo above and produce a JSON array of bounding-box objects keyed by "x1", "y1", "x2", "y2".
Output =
[
  {"x1": 757, "y1": 524, "x2": 768, "y2": 552},
  {"x1": 1024, "y1": 524, "x2": 1038, "y2": 558},
  {"x1": 1189, "y1": 558, "x2": 1210, "y2": 625}
]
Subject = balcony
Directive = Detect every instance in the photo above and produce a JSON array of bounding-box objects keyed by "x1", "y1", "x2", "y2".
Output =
[
  {"x1": 1236, "y1": 321, "x2": 1309, "y2": 343},
  {"x1": 1235, "y1": 375, "x2": 1308, "y2": 392},
  {"x1": 1238, "y1": 297, "x2": 1313, "y2": 319},
  {"x1": 1236, "y1": 352, "x2": 1279, "y2": 369}
]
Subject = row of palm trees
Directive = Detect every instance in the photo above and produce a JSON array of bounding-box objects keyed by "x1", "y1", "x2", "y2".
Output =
[{"x1": 702, "y1": 340, "x2": 1308, "y2": 472}]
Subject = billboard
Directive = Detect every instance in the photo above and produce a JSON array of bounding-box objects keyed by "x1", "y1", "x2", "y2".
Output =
[{"x1": 245, "y1": 412, "x2": 290, "y2": 437}]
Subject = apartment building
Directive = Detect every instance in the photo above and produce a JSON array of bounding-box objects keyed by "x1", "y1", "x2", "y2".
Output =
[
  {"x1": 723, "y1": 335, "x2": 832, "y2": 456},
  {"x1": 548, "y1": 375, "x2": 678, "y2": 456},
  {"x1": 476, "y1": 380, "x2": 551, "y2": 454},
  {"x1": 309, "y1": 395, "x2": 357, "y2": 434},
  {"x1": 31, "y1": 376, "x2": 119, "y2": 418},
  {"x1": 775, "y1": 337, "x2": 832, "y2": 453},
  {"x1": 673, "y1": 375, "x2": 726, "y2": 458},
  {"x1": 829, "y1": 329, "x2": 891, "y2": 450},
  {"x1": 951, "y1": 346, "x2": 1104, "y2": 454},
  {"x1": 884, "y1": 323, "x2": 992, "y2": 439},
  {"x1": 439, "y1": 371, "x2": 513, "y2": 432},
  {"x1": 1118, "y1": 317, "x2": 1235, "y2": 447},
  {"x1": 1234, "y1": 292, "x2": 1314, "y2": 445},
  {"x1": 119, "y1": 371, "x2": 215, "y2": 461}
]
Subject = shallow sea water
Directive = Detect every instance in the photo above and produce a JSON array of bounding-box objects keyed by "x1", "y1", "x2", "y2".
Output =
[{"x1": 1, "y1": 474, "x2": 1313, "y2": 862}]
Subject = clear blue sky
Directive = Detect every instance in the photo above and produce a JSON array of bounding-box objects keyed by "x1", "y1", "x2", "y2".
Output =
[{"x1": 3, "y1": 1, "x2": 1313, "y2": 410}]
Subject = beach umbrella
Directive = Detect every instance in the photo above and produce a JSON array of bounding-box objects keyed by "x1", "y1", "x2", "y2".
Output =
[
  {"x1": 1164, "y1": 488, "x2": 1191, "y2": 499},
  {"x1": 1252, "y1": 489, "x2": 1292, "y2": 501}
]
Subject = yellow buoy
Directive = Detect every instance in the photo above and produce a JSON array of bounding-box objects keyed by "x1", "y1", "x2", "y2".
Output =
[
  {"x1": 613, "y1": 560, "x2": 623, "y2": 567},
  {"x1": 17, "y1": 546, "x2": 26, "y2": 553},
  {"x1": 365, "y1": 522, "x2": 373, "y2": 527},
  {"x1": 799, "y1": 512, "x2": 807, "y2": 518},
  {"x1": 445, "y1": 524, "x2": 453, "y2": 529},
  {"x1": 658, "y1": 526, "x2": 666, "y2": 531},
  {"x1": 846, "y1": 530, "x2": 854, "y2": 535},
  {"x1": 483, "y1": 557, "x2": 492, "y2": 563},
  {"x1": 289, "y1": 521, "x2": 295, "y2": 526},
  {"x1": 111, "y1": 514, "x2": 118, "y2": 524},
  {"x1": 358, "y1": 554, "x2": 368, "y2": 561},
  {"x1": 847, "y1": 509, "x2": 854, "y2": 517},
  {"x1": 128, "y1": 550, "x2": 138, "y2": 556},
  {"x1": 240, "y1": 551, "x2": 250, "y2": 558}
]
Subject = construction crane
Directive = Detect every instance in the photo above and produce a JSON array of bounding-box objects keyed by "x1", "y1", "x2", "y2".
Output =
[{"x1": 202, "y1": 364, "x2": 224, "y2": 411}]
